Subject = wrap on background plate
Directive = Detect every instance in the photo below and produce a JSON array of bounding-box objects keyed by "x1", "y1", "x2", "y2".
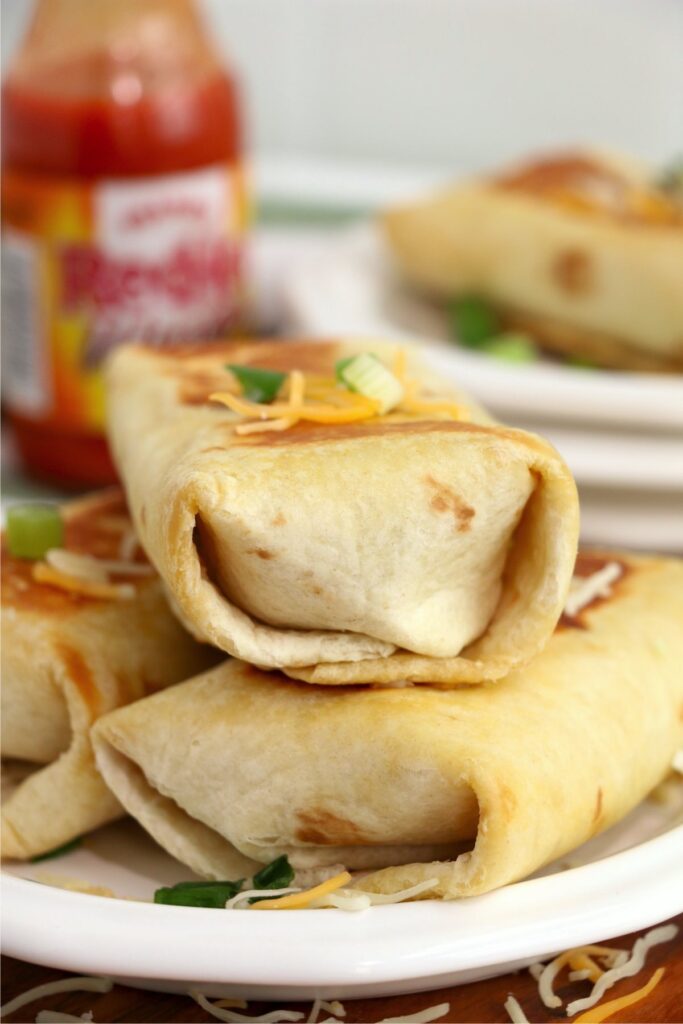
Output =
[
  {"x1": 383, "y1": 151, "x2": 683, "y2": 371},
  {"x1": 106, "y1": 339, "x2": 578, "y2": 684},
  {"x1": 92, "y1": 552, "x2": 683, "y2": 899},
  {"x1": 1, "y1": 490, "x2": 216, "y2": 860}
]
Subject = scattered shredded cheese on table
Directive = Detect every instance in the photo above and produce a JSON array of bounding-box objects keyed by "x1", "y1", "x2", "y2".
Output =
[
  {"x1": 0, "y1": 977, "x2": 112, "y2": 1019},
  {"x1": 565, "y1": 924, "x2": 677, "y2": 1016},
  {"x1": 573, "y1": 966, "x2": 665, "y2": 1023},
  {"x1": 191, "y1": 993, "x2": 304, "y2": 1022},
  {"x1": 377, "y1": 1003, "x2": 450, "y2": 1023},
  {"x1": 504, "y1": 994, "x2": 530, "y2": 1023},
  {"x1": 512, "y1": 923, "x2": 678, "y2": 1022}
]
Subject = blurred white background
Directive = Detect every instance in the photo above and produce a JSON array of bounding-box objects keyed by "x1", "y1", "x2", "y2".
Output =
[{"x1": 3, "y1": 0, "x2": 682, "y2": 176}]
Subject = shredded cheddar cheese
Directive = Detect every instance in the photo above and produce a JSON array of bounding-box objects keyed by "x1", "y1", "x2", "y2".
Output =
[
  {"x1": 250, "y1": 871, "x2": 352, "y2": 910},
  {"x1": 32, "y1": 563, "x2": 135, "y2": 600},
  {"x1": 210, "y1": 352, "x2": 466, "y2": 435},
  {"x1": 573, "y1": 966, "x2": 665, "y2": 1023}
]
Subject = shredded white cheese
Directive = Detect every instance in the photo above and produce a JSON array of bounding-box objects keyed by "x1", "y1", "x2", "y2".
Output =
[
  {"x1": 565, "y1": 923, "x2": 678, "y2": 1016},
  {"x1": 504, "y1": 994, "x2": 530, "y2": 1023},
  {"x1": 46, "y1": 548, "x2": 153, "y2": 581},
  {"x1": 46, "y1": 549, "x2": 110, "y2": 583},
  {"x1": 564, "y1": 562, "x2": 622, "y2": 618},
  {"x1": 310, "y1": 876, "x2": 439, "y2": 911},
  {"x1": 357, "y1": 878, "x2": 440, "y2": 905},
  {"x1": 568, "y1": 969, "x2": 593, "y2": 982},
  {"x1": 190, "y1": 993, "x2": 304, "y2": 1022},
  {"x1": 117, "y1": 527, "x2": 140, "y2": 562},
  {"x1": 312, "y1": 889, "x2": 372, "y2": 912},
  {"x1": 321, "y1": 1002, "x2": 345, "y2": 1018},
  {"x1": 0, "y1": 977, "x2": 112, "y2": 1018},
  {"x1": 378, "y1": 1004, "x2": 450, "y2": 1023},
  {"x1": 224, "y1": 886, "x2": 300, "y2": 910}
]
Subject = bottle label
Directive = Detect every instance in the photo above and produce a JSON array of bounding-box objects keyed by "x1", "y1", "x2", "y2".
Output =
[{"x1": 1, "y1": 163, "x2": 247, "y2": 431}]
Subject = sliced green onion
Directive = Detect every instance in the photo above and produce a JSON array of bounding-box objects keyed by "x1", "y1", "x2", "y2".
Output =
[
  {"x1": 334, "y1": 356, "x2": 354, "y2": 382},
  {"x1": 31, "y1": 837, "x2": 82, "y2": 862},
  {"x1": 337, "y1": 352, "x2": 403, "y2": 413},
  {"x1": 252, "y1": 854, "x2": 294, "y2": 890},
  {"x1": 448, "y1": 294, "x2": 500, "y2": 348},
  {"x1": 227, "y1": 364, "x2": 286, "y2": 404},
  {"x1": 249, "y1": 855, "x2": 295, "y2": 903},
  {"x1": 6, "y1": 503, "x2": 65, "y2": 560},
  {"x1": 154, "y1": 879, "x2": 244, "y2": 908},
  {"x1": 481, "y1": 333, "x2": 538, "y2": 364}
]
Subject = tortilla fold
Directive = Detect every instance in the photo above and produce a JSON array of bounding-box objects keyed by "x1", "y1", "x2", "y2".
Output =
[
  {"x1": 1, "y1": 490, "x2": 215, "y2": 860},
  {"x1": 106, "y1": 339, "x2": 578, "y2": 684},
  {"x1": 92, "y1": 551, "x2": 683, "y2": 899}
]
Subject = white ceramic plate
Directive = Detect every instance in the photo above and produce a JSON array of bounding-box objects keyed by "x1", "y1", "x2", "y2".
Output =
[{"x1": 3, "y1": 787, "x2": 682, "y2": 1001}]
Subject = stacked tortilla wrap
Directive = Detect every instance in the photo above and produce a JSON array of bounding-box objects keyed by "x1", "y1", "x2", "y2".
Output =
[
  {"x1": 106, "y1": 339, "x2": 579, "y2": 684},
  {"x1": 92, "y1": 551, "x2": 683, "y2": 897},
  {"x1": 383, "y1": 151, "x2": 683, "y2": 371},
  {"x1": 1, "y1": 490, "x2": 216, "y2": 860}
]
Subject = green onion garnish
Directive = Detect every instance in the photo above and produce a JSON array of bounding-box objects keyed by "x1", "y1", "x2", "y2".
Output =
[
  {"x1": 6, "y1": 503, "x2": 65, "y2": 560},
  {"x1": 154, "y1": 879, "x2": 244, "y2": 908},
  {"x1": 448, "y1": 294, "x2": 500, "y2": 348},
  {"x1": 249, "y1": 854, "x2": 295, "y2": 903},
  {"x1": 31, "y1": 836, "x2": 82, "y2": 862},
  {"x1": 336, "y1": 352, "x2": 403, "y2": 413},
  {"x1": 151, "y1": 854, "x2": 296, "y2": 909},
  {"x1": 334, "y1": 356, "x2": 354, "y2": 382},
  {"x1": 480, "y1": 333, "x2": 538, "y2": 364},
  {"x1": 227, "y1": 365, "x2": 286, "y2": 404}
]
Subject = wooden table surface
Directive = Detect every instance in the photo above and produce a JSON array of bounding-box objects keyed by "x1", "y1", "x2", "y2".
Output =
[{"x1": 2, "y1": 914, "x2": 681, "y2": 1023}]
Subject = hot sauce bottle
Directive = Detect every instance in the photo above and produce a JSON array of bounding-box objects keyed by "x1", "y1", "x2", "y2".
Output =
[{"x1": 2, "y1": 0, "x2": 246, "y2": 485}]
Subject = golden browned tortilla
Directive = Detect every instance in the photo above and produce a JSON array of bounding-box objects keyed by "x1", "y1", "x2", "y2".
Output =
[
  {"x1": 383, "y1": 151, "x2": 683, "y2": 371},
  {"x1": 92, "y1": 551, "x2": 683, "y2": 899},
  {"x1": 106, "y1": 338, "x2": 578, "y2": 684},
  {"x1": 1, "y1": 490, "x2": 216, "y2": 860}
]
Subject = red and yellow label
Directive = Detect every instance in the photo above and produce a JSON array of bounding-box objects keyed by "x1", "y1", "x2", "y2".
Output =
[{"x1": 1, "y1": 162, "x2": 247, "y2": 431}]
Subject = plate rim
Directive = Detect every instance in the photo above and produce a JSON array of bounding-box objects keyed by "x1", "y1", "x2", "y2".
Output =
[{"x1": 3, "y1": 822, "x2": 682, "y2": 993}]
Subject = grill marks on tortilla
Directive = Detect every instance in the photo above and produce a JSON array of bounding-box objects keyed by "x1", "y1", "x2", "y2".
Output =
[
  {"x1": 234, "y1": 419, "x2": 487, "y2": 447},
  {"x1": 248, "y1": 548, "x2": 275, "y2": 560},
  {"x1": 175, "y1": 341, "x2": 342, "y2": 405},
  {"x1": 553, "y1": 249, "x2": 594, "y2": 296},
  {"x1": 295, "y1": 808, "x2": 368, "y2": 845},
  {"x1": 559, "y1": 554, "x2": 629, "y2": 630},
  {"x1": 424, "y1": 475, "x2": 475, "y2": 532},
  {"x1": 54, "y1": 643, "x2": 100, "y2": 718}
]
